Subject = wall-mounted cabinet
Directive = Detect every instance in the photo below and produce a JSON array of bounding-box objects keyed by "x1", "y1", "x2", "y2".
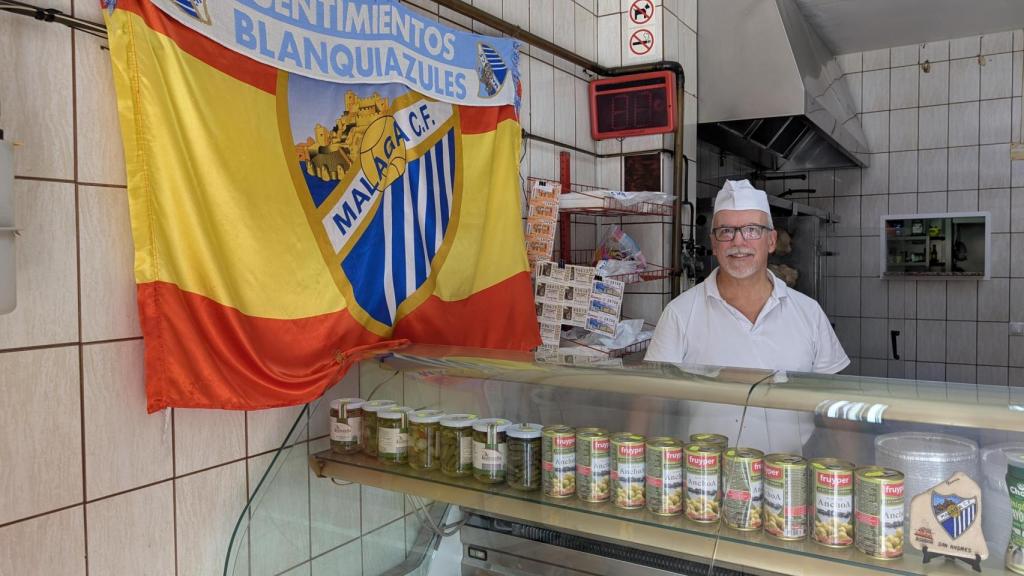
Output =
[{"x1": 880, "y1": 212, "x2": 991, "y2": 279}]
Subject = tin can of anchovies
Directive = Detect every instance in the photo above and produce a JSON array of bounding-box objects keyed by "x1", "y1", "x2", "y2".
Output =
[
  {"x1": 576, "y1": 428, "x2": 611, "y2": 503},
  {"x1": 810, "y1": 458, "x2": 855, "y2": 548},
  {"x1": 763, "y1": 454, "x2": 808, "y2": 540},
  {"x1": 1008, "y1": 451, "x2": 1024, "y2": 574},
  {"x1": 854, "y1": 466, "x2": 905, "y2": 559},
  {"x1": 689, "y1": 433, "x2": 728, "y2": 450},
  {"x1": 685, "y1": 442, "x2": 722, "y2": 523},
  {"x1": 542, "y1": 425, "x2": 576, "y2": 498},
  {"x1": 723, "y1": 447, "x2": 764, "y2": 531},
  {"x1": 645, "y1": 437, "x2": 683, "y2": 516},
  {"x1": 329, "y1": 398, "x2": 364, "y2": 454},
  {"x1": 611, "y1": 433, "x2": 645, "y2": 509}
]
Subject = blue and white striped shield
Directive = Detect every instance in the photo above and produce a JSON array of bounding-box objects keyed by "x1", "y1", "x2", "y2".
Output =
[
  {"x1": 341, "y1": 129, "x2": 456, "y2": 327},
  {"x1": 933, "y1": 493, "x2": 976, "y2": 540}
]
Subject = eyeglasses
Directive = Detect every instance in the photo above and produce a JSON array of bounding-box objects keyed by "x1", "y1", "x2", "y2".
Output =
[{"x1": 711, "y1": 224, "x2": 772, "y2": 242}]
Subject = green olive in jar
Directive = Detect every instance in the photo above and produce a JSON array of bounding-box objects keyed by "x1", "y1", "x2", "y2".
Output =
[
  {"x1": 506, "y1": 423, "x2": 543, "y2": 491},
  {"x1": 440, "y1": 414, "x2": 477, "y2": 477},
  {"x1": 376, "y1": 406, "x2": 413, "y2": 465},
  {"x1": 472, "y1": 418, "x2": 511, "y2": 483},
  {"x1": 408, "y1": 409, "x2": 446, "y2": 471},
  {"x1": 361, "y1": 400, "x2": 397, "y2": 457}
]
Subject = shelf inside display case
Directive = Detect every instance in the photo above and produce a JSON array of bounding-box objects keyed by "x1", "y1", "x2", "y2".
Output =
[
  {"x1": 312, "y1": 450, "x2": 1017, "y2": 576},
  {"x1": 378, "y1": 346, "x2": 1024, "y2": 433}
]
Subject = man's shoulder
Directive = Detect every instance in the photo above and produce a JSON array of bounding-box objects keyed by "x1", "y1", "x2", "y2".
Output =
[
  {"x1": 663, "y1": 282, "x2": 707, "y2": 316},
  {"x1": 781, "y1": 286, "x2": 827, "y2": 315}
]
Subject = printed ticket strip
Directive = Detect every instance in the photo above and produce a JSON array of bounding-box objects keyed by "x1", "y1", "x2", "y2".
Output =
[
  {"x1": 526, "y1": 179, "x2": 560, "y2": 269},
  {"x1": 532, "y1": 260, "x2": 626, "y2": 338}
]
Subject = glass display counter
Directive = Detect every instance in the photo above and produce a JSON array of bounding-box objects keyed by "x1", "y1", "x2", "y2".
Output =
[{"x1": 228, "y1": 344, "x2": 1024, "y2": 576}]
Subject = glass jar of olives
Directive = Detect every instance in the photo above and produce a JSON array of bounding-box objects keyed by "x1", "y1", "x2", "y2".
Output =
[
  {"x1": 376, "y1": 405, "x2": 413, "y2": 465},
  {"x1": 472, "y1": 418, "x2": 511, "y2": 484},
  {"x1": 329, "y1": 398, "x2": 365, "y2": 454},
  {"x1": 408, "y1": 409, "x2": 446, "y2": 471},
  {"x1": 440, "y1": 414, "x2": 478, "y2": 477},
  {"x1": 361, "y1": 400, "x2": 397, "y2": 457},
  {"x1": 506, "y1": 423, "x2": 543, "y2": 491}
]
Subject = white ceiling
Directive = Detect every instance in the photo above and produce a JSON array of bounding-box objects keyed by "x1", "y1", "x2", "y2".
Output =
[{"x1": 793, "y1": 0, "x2": 1024, "y2": 54}]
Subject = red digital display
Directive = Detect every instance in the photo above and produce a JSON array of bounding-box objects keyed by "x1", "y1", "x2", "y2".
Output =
[{"x1": 588, "y1": 71, "x2": 677, "y2": 140}]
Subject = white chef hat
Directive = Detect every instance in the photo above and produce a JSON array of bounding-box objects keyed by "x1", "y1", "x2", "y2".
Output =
[{"x1": 713, "y1": 179, "x2": 773, "y2": 228}]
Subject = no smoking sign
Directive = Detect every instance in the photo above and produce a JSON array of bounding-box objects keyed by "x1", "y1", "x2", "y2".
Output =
[{"x1": 629, "y1": 29, "x2": 655, "y2": 55}]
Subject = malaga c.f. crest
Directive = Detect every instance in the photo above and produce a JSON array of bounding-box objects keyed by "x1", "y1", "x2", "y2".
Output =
[{"x1": 282, "y1": 75, "x2": 462, "y2": 334}]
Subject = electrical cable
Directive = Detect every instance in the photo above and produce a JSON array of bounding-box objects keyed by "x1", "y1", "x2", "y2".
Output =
[{"x1": 0, "y1": 0, "x2": 108, "y2": 39}]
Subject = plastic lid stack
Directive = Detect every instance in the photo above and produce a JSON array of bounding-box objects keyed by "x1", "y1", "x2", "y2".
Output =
[{"x1": 874, "y1": 432, "x2": 979, "y2": 518}]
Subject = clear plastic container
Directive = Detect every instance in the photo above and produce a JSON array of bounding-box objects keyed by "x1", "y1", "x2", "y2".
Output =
[
  {"x1": 472, "y1": 418, "x2": 511, "y2": 484},
  {"x1": 361, "y1": 400, "x2": 397, "y2": 457},
  {"x1": 377, "y1": 406, "x2": 413, "y2": 465},
  {"x1": 507, "y1": 423, "x2": 543, "y2": 491},
  {"x1": 440, "y1": 414, "x2": 478, "y2": 477},
  {"x1": 409, "y1": 409, "x2": 446, "y2": 471}
]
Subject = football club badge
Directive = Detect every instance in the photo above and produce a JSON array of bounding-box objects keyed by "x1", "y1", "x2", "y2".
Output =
[{"x1": 910, "y1": 471, "x2": 988, "y2": 572}]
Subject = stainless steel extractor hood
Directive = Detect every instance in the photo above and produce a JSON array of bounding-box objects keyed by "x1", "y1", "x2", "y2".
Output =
[{"x1": 697, "y1": 0, "x2": 869, "y2": 172}]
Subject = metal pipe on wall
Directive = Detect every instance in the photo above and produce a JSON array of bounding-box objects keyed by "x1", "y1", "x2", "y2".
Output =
[{"x1": 434, "y1": 0, "x2": 689, "y2": 297}]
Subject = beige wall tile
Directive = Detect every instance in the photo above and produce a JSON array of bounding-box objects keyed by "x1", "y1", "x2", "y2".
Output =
[
  {"x1": 308, "y1": 439, "x2": 359, "y2": 556},
  {"x1": 361, "y1": 520, "x2": 406, "y2": 575},
  {"x1": 0, "y1": 507, "x2": 85, "y2": 576},
  {"x1": 361, "y1": 486, "x2": 404, "y2": 534},
  {"x1": 84, "y1": 340, "x2": 172, "y2": 498},
  {"x1": 175, "y1": 462, "x2": 247, "y2": 576},
  {"x1": 247, "y1": 450, "x2": 310, "y2": 576},
  {"x1": 311, "y1": 539, "x2": 360, "y2": 576},
  {"x1": 0, "y1": 12, "x2": 73, "y2": 179},
  {"x1": 86, "y1": 481, "x2": 175, "y2": 576},
  {"x1": 0, "y1": 347, "x2": 82, "y2": 524},
  {"x1": 79, "y1": 186, "x2": 140, "y2": 342},
  {"x1": 75, "y1": 32, "x2": 126, "y2": 186},
  {"x1": 72, "y1": 0, "x2": 102, "y2": 23},
  {"x1": 247, "y1": 404, "x2": 306, "y2": 456},
  {"x1": 175, "y1": 408, "x2": 245, "y2": 475},
  {"x1": 0, "y1": 180, "x2": 77, "y2": 348}
]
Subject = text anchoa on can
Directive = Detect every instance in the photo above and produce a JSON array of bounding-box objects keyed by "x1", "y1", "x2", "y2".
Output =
[
  {"x1": 646, "y1": 437, "x2": 684, "y2": 516},
  {"x1": 542, "y1": 425, "x2": 576, "y2": 498},
  {"x1": 576, "y1": 428, "x2": 611, "y2": 502},
  {"x1": 611, "y1": 433, "x2": 645, "y2": 509},
  {"x1": 723, "y1": 447, "x2": 764, "y2": 531},
  {"x1": 811, "y1": 458, "x2": 855, "y2": 548},
  {"x1": 685, "y1": 442, "x2": 722, "y2": 523},
  {"x1": 763, "y1": 454, "x2": 808, "y2": 540}
]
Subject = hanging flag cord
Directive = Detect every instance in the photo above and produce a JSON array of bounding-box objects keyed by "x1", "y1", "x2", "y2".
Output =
[{"x1": 0, "y1": 0, "x2": 107, "y2": 41}]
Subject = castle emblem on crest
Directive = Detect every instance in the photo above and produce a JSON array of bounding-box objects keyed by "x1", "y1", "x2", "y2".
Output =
[{"x1": 172, "y1": 0, "x2": 211, "y2": 24}]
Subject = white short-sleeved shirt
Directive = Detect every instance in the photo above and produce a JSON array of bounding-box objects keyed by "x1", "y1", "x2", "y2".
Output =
[
  {"x1": 645, "y1": 268, "x2": 849, "y2": 373},
  {"x1": 644, "y1": 268, "x2": 849, "y2": 454}
]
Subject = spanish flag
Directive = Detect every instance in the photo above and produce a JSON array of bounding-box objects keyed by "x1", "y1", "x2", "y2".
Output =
[{"x1": 104, "y1": 0, "x2": 540, "y2": 412}]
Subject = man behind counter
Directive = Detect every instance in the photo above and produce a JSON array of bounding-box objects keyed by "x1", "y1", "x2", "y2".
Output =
[
  {"x1": 645, "y1": 179, "x2": 849, "y2": 374},
  {"x1": 643, "y1": 179, "x2": 849, "y2": 453}
]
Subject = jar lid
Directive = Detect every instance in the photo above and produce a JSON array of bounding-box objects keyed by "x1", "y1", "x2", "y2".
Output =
[
  {"x1": 409, "y1": 409, "x2": 446, "y2": 423},
  {"x1": 440, "y1": 414, "x2": 478, "y2": 428},
  {"x1": 506, "y1": 423, "x2": 543, "y2": 439},
  {"x1": 379, "y1": 406, "x2": 414, "y2": 419},
  {"x1": 331, "y1": 397, "x2": 365, "y2": 409},
  {"x1": 362, "y1": 399, "x2": 397, "y2": 413},
  {"x1": 472, "y1": 418, "x2": 510, "y2": 433}
]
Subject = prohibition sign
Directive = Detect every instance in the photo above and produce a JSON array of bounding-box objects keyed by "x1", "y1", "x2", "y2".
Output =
[
  {"x1": 629, "y1": 29, "x2": 655, "y2": 56},
  {"x1": 629, "y1": 0, "x2": 654, "y2": 25}
]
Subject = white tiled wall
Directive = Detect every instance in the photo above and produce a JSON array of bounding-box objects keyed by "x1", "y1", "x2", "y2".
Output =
[
  {"x1": 0, "y1": 0, "x2": 697, "y2": 574},
  {"x1": 809, "y1": 31, "x2": 1024, "y2": 385}
]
